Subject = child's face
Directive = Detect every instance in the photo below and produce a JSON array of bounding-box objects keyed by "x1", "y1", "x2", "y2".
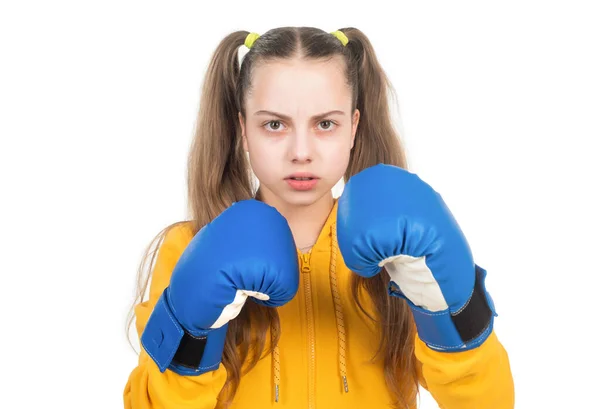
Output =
[{"x1": 239, "y1": 56, "x2": 359, "y2": 208}]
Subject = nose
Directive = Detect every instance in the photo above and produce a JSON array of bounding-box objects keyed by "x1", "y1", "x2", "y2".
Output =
[{"x1": 288, "y1": 130, "x2": 313, "y2": 163}]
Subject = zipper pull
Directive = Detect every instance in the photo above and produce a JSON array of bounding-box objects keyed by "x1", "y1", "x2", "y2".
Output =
[{"x1": 301, "y1": 252, "x2": 311, "y2": 273}]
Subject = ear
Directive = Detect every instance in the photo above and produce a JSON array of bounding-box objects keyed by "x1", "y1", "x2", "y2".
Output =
[
  {"x1": 350, "y1": 109, "x2": 360, "y2": 149},
  {"x1": 238, "y1": 112, "x2": 248, "y2": 151}
]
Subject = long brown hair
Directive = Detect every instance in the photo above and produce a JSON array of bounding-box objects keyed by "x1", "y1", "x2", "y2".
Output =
[{"x1": 126, "y1": 26, "x2": 418, "y2": 408}]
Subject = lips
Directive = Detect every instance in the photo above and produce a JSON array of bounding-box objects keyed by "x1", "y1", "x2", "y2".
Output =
[{"x1": 285, "y1": 173, "x2": 319, "y2": 191}]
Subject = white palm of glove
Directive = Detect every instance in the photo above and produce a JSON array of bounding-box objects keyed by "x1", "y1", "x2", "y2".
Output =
[
  {"x1": 210, "y1": 290, "x2": 270, "y2": 328},
  {"x1": 380, "y1": 254, "x2": 448, "y2": 312}
]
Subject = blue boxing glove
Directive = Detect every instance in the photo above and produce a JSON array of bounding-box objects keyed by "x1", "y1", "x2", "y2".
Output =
[
  {"x1": 141, "y1": 199, "x2": 299, "y2": 375},
  {"x1": 337, "y1": 164, "x2": 496, "y2": 352}
]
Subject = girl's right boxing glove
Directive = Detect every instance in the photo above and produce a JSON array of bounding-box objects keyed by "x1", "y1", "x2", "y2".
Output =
[{"x1": 141, "y1": 199, "x2": 299, "y2": 376}]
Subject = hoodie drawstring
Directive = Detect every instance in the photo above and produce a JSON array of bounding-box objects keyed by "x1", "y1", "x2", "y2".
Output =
[
  {"x1": 330, "y1": 220, "x2": 349, "y2": 393},
  {"x1": 271, "y1": 212, "x2": 349, "y2": 402},
  {"x1": 272, "y1": 338, "x2": 281, "y2": 402}
]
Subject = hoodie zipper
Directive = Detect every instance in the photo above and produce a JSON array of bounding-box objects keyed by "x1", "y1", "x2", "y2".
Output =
[{"x1": 300, "y1": 251, "x2": 316, "y2": 409}]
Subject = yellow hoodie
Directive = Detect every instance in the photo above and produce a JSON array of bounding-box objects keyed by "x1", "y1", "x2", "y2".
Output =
[{"x1": 124, "y1": 200, "x2": 514, "y2": 408}]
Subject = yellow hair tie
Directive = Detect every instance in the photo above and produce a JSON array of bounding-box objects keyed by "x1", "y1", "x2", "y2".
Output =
[
  {"x1": 245, "y1": 32, "x2": 260, "y2": 49},
  {"x1": 330, "y1": 30, "x2": 349, "y2": 46}
]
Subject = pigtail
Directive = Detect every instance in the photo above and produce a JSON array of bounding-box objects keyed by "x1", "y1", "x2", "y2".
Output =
[
  {"x1": 339, "y1": 28, "x2": 408, "y2": 179},
  {"x1": 187, "y1": 31, "x2": 254, "y2": 228}
]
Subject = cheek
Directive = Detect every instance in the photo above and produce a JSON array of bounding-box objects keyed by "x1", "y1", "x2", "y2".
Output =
[
  {"x1": 322, "y1": 139, "x2": 352, "y2": 178},
  {"x1": 246, "y1": 135, "x2": 266, "y2": 159},
  {"x1": 246, "y1": 138, "x2": 280, "y2": 181}
]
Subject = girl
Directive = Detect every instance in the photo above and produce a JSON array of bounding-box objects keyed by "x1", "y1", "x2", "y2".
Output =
[{"x1": 124, "y1": 27, "x2": 514, "y2": 408}]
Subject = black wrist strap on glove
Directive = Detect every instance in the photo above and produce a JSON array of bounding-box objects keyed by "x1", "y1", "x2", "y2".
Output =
[
  {"x1": 451, "y1": 265, "x2": 495, "y2": 344},
  {"x1": 141, "y1": 288, "x2": 229, "y2": 376},
  {"x1": 172, "y1": 332, "x2": 208, "y2": 369}
]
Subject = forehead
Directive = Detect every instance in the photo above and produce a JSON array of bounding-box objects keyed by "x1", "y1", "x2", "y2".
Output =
[{"x1": 246, "y1": 57, "x2": 351, "y2": 113}]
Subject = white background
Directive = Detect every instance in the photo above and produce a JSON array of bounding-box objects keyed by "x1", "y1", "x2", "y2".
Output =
[{"x1": 1, "y1": 1, "x2": 598, "y2": 407}]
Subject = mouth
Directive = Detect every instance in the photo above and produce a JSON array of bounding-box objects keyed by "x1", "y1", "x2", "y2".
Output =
[{"x1": 285, "y1": 173, "x2": 319, "y2": 181}]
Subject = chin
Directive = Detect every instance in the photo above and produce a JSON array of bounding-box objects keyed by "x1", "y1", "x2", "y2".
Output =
[
  {"x1": 273, "y1": 190, "x2": 315, "y2": 206},
  {"x1": 278, "y1": 186, "x2": 333, "y2": 208}
]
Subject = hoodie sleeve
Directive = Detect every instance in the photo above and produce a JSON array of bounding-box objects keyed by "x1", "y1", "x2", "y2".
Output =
[
  {"x1": 415, "y1": 330, "x2": 514, "y2": 409},
  {"x1": 123, "y1": 223, "x2": 227, "y2": 409}
]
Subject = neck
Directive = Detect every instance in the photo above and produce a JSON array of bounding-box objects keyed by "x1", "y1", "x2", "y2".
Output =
[{"x1": 257, "y1": 190, "x2": 334, "y2": 251}]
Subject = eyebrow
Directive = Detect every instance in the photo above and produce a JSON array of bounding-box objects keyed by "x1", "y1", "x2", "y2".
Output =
[{"x1": 253, "y1": 110, "x2": 345, "y2": 121}]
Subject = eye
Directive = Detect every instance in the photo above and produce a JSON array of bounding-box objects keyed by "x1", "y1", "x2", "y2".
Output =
[
  {"x1": 317, "y1": 120, "x2": 336, "y2": 131},
  {"x1": 264, "y1": 120, "x2": 285, "y2": 132}
]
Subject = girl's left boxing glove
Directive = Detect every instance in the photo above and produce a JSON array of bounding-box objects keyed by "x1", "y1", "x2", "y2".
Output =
[
  {"x1": 141, "y1": 199, "x2": 299, "y2": 375},
  {"x1": 337, "y1": 164, "x2": 497, "y2": 352}
]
